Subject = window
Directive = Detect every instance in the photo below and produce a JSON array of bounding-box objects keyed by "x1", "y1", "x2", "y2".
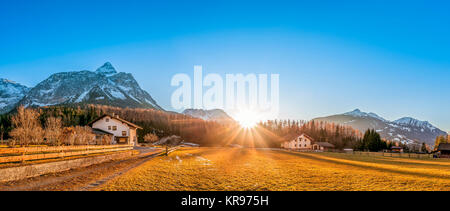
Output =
[
  {"x1": 106, "y1": 118, "x2": 110, "y2": 122},
  {"x1": 112, "y1": 126, "x2": 117, "y2": 131},
  {"x1": 108, "y1": 126, "x2": 111, "y2": 130},
  {"x1": 122, "y1": 131, "x2": 127, "y2": 136}
]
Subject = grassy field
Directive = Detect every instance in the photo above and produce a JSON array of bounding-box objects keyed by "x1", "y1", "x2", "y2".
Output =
[{"x1": 98, "y1": 148, "x2": 450, "y2": 191}]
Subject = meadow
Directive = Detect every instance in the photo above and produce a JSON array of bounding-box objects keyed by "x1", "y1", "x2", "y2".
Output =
[{"x1": 98, "y1": 148, "x2": 450, "y2": 191}]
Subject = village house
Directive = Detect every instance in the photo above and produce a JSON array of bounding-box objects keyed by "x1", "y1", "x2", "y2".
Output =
[
  {"x1": 434, "y1": 143, "x2": 450, "y2": 158},
  {"x1": 312, "y1": 142, "x2": 335, "y2": 151},
  {"x1": 281, "y1": 133, "x2": 314, "y2": 150},
  {"x1": 88, "y1": 114, "x2": 142, "y2": 146},
  {"x1": 281, "y1": 133, "x2": 334, "y2": 151},
  {"x1": 391, "y1": 146, "x2": 403, "y2": 153},
  {"x1": 281, "y1": 133, "x2": 335, "y2": 152}
]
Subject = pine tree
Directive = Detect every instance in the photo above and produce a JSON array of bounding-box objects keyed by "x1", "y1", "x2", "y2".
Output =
[{"x1": 421, "y1": 142, "x2": 428, "y2": 153}]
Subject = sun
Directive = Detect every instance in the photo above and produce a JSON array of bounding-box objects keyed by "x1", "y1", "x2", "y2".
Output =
[{"x1": 234, "y1": 110, "x2": 260, "y2": 129}]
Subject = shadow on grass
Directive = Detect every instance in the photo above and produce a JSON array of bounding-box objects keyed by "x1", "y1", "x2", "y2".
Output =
[
  {"x1": 280, "y1": 150, "x2": 450, "y2": 180},
  {"x1": 320, "y1": 152, "x2": 450, "y2": 169}
]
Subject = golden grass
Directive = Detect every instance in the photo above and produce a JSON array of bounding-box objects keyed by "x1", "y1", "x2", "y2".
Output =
[{"x1": 98, "y1": 148, "x2": 450, "y2": 191}]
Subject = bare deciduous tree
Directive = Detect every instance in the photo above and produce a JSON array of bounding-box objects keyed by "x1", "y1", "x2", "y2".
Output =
[
  {"x1": 44, "y1": 117, "x2": 63, "y2": 146},
  {"x1": 62, "y1": 127, "x2": 76, "y2": 145},
  {"x1": 73, "y1": 126, "x2": 95, "y2": 145},
  {"x1": 10, "y1": 106, "x2": 44, "y2": 146},
  {"x1": 101, "y1": 134, "x2": 113, "y2": 145}
]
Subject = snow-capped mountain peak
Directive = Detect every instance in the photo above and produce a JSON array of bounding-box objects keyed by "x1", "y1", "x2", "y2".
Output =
[
  {"x1": 0, "y1": 78, "x2": 30, "y2": 113},
  {"x1": 182, "y1": 109, "x2": 235, "y2": 122},
  {"x1": 315, "y1": 109, "x2": 447, "y2": 146},
  {"x1": 16, "y1": 62, "x2": 163, "y2": 111},
  {"x1": 95, "y1": 62, "x2": 117, "y2": 76},
  {"x1": 393, "y1": 117, "x2": 436, "y2": 131},
  {"x1": 1, "y1": 78, "x2": 18, "y2": 84},
  {"x1": 343, "y1": 109, "x2": 387, "y2": 122}
]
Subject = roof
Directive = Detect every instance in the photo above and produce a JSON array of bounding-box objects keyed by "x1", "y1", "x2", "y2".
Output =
[
  {"x1": 437, "y1": 143, "x2": 450, "y2": 151},
  {"x1": 282, "y1": 133, "x2": 314, "y2": 142},
  {"x1": 314, "y1": 142, "x2": 335, "y2": 148},
  {"x1": 88, "y1": 114, "x2": 143, "y2": 129},
  {"x1": 91, "y1": 128, "x2": 114, "y2": 135}
]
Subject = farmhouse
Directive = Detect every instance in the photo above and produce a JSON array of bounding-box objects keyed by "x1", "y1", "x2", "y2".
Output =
[
  {"x1": 312, "y1": 142, "x2": 335, "y2": 151},
  {"x1": 281, "y1": 133, "x2": 335, "y2": 151},
  {"x1": 434, "y1": 143, "x2": 450, "y2": 158},
  {"x1": 391, "y1": 146, "x2": 403, "y2": 153},
  {"x1": 281, "y1": 133, "x2": 313, "y2": 150},
  {"x1": 88, "y1": 114, "x2": 142, "y2": 146}
]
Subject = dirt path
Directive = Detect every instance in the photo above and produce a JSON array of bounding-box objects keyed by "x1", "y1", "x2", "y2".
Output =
[
  {"x1": 76, "y1": 150, "x2": 164, "y2": 191},
  {"x1": 0, "y1": 147, "x2": 163, "y2": 191}
]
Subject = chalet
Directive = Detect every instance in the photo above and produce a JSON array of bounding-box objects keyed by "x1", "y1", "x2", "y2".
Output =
[
  {"x1": 281, "y1": 133, "x2": 335, "y2": 151},
  {"x1": 391, "y1": 146, "x2": 403, "y2": 153},
  {"x1": 281, "y1": 133, "x2": 314, "y2": 150},
  {"x1": 88, "y1": 114, "x2": 143, "y2": 146},
  {"x1": 434, "y1": 143, "x2": 450, "y2": 158},
  {"x1": 312, "y1": 142, "x2": 335, "y2": 151}
]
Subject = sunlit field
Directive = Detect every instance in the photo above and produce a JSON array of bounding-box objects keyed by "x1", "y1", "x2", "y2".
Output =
[{"x1": 98, "y1": 148, "x2": 450, "y2": 191}]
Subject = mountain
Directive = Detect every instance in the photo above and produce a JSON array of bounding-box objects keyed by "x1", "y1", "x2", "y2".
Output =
[
  {"x1": 18, "y1": 62, "x2": 163, "y2": 110},
  {"x1": 343, "y1": 109, "x2": 387, "y2": 122},
  {"x1": 314, "y1": 109, "x2": 447, "y2": 146},
  {"x1": 0, "y1": 79, "x2": 30, "y2": 114},
  {"x1": 182, "y1": 109, "x2": 235, "y2": 122}
]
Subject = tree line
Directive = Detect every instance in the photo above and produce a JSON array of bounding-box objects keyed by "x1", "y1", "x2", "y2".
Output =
[
  {"x1": 0, "y1": 106, "x2": 99, "y2": 146},
  {"x1": 257, "y1": 120, "x2": 362, "y2": 150},
  {"x1": 434, "y1": 135, "x2": 450, "y2": 150},
  {"x1": 1, "y1": 104, "x2": 430, "y2": 150},
  {"x1": 0, "y1": 104, "x2": 236, "y2": 147}
]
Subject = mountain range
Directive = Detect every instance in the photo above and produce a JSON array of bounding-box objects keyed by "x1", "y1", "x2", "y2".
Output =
[
  {"x1": 182, "y1": 109, "x2": 235, "y2": 122},
  {"x1": 0, "y1": 79, "x2": 30, "y2": 114},
  {"x1": 314, "y1": 109, "x2": 447, "y2": 146},
  {"x1": 0, "y1": 62, "x2": 162, "y2": 113},
  {"x1": 1, "y1": 64, "x2": 446, "y2": 146}
]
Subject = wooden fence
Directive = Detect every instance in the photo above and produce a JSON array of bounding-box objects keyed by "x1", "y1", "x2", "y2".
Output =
[
  {"x1": 0, "y1": 145, "x2": 133, "y2": 164},
  {"x1": 352, "y1": 151, "x2": 433, "y2": 159}
]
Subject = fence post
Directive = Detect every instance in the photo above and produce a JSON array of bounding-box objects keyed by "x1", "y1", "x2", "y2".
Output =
[{"x1": 21, "y1": 146, "x2": 26, "y2": 163}]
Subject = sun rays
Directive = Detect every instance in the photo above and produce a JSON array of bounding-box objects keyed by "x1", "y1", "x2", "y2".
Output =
[{"x1": 233, "y1": 109, "x2": 262, "y2": 129}]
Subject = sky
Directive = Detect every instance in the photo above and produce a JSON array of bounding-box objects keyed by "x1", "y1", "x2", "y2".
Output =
[{"x1": 0, "y1": 0, "x2": 449, "y2": 131}]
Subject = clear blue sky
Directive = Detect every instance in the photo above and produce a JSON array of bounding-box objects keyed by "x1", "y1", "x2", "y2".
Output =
[{"x1": 0, "y1": 0, "x2": 449, "y2": 131}]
